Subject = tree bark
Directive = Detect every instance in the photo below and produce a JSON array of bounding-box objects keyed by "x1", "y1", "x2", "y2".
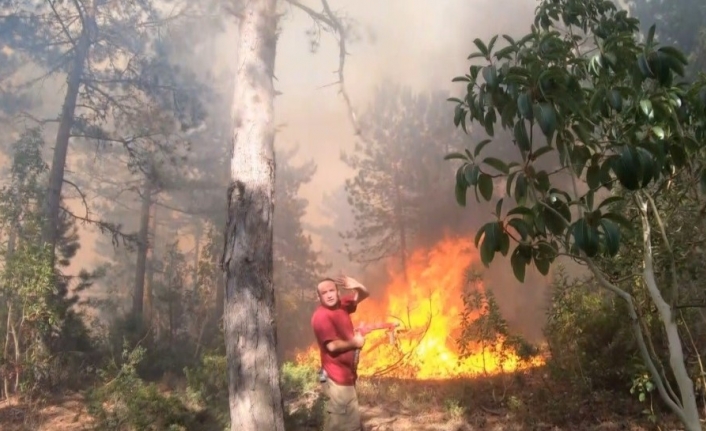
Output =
[
  {"x1": 222, "y1": 1, "x2": 284, "y2": 431},
  {"x1": 41, "y1": 27, "x2": 91, "y2": 252},
  {"x1": 133, "y1": 176, "x2": 153, "y2": 318}
]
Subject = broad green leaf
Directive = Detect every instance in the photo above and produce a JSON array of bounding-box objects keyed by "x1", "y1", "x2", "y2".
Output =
[
  {"x1": 444, "y1": 152, "x2": 468, "y2": 161},
  {"x1": 478, "y1": 173, "x2": 494, "y2": 201},
  {"x1": 464, "y1": 164, "x2": 480, "y2": 186},
  {"x1": 515, "y1": 173, "x2": 528, "y2": 205},
  {"x1": 601, "y1": 212, "x2": 633, "y2": 231},
  {"x1": 507, "y1": 206, "x2": 534, "y2": 217},
  {"x1": 586, "y1": 164, "x2": 600, "y2": 190},
  {"x1": 455, "y1": 182, "x2": 467, "y2": 206},
  {"x1": 608, "y1": 89, "x2": 623, "y2": 112},
  {"x1": 474, "y1": 139, "x2": 493, "y2": 157},
  {"x1": 517, "y1": 92, "x2": 534, "y2": 120},
  {"x1": 600, "y1": 219, "x2": 620, "y2": 256},
  {"x1": 532, "y1": 145, "x2": 554, "y2": 160},
  {"x1": 483, "y1": 157, "x2": 510, "y2": 174},
  {"x1": 507, "y1": 217, "x2": 532, "y2": 239},
  {"x1": 597, "y1": 195, "x2": 623, "y2": 210},
  {"x1": 495, "y1": 198, "x2": 504, "y2": 217},
  {"x1": 658, "y1": 46, "x2": 688, "y2": 65},
  {"x1": 533, "y1": 250, "x2": 551, "y2": 276},
  {"x1": 473, "y1": 38, "x2": 489, "y2": 57},
  {"x1": 499, "y1": 230, "x2": 510, "y2": 256},
  {"x1": 510, "y1": 245, "x2": 531, "y2": 282},
  {"x1": 612, "y1": 147, "x2": 642, "y2": 191},
  {"x1": 537, "y1": 103, "x2": 557, "y2": 138},
  {"x1": 514, "y1": 120, "x2": 531, "y2": 152},
  {"x1": 482, "y1": 65, "x2": 498, "y2": 87},
  {"x1": 474, "y1": 224, "x2": 486, "y2": 248}
]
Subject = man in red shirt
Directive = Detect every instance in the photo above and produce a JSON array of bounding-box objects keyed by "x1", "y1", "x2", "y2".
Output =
[{"x1": 311, "y1": 275, "x2": 370, "y2": 431}]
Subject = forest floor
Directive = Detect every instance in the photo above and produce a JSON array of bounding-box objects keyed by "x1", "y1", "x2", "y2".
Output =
[{"x1": 0, "y1": 368, "x2": 681, "y2": 431}]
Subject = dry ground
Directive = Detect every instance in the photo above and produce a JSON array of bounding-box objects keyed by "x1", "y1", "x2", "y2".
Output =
[{"x1": 0, "y1": 369, "x2": 683, "y2": 431}]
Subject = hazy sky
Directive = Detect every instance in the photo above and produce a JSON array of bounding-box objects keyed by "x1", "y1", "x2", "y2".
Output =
[{"x1": 268, "y1": 0, "x2": 537, "y2": 229}]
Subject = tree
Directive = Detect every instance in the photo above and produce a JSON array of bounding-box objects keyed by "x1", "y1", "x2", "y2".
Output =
[
  {"x1": 0, "y1": 0, "x2": 200, "y2": 255},
  {"x1": 273, "y1": 145, "x2": 330, "y2": 357},
  {"x1": 341, "y1": 83, "x2": 471, "y2": 276},
  {"x1": 221, "y1": 0, "x2": 285, "y2": 430},
  {"x1": 444, "y1": 0, "x2": 706, "y2": 429}
]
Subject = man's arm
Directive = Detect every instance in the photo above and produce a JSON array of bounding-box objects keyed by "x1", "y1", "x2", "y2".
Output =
[
  {"x1": 337, "y1": 275, "x2": 370, "y2": 305},
  {"x1": 312, "y1": 312, "x2": 364, "y2": 353}
]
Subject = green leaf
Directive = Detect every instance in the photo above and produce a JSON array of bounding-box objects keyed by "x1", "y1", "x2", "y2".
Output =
[
  {"x1": 474, "y1": 139, "x2": 493, "y2": 157},
  {"x1": 517, "y1": 92, "x2": 534, "y2": 120},
  {"x1": 608, "y1": 89, "x2": 623, "y2": 112},
  {"x1": 532, "y1": 145, "x2": 554, "y2": 160},
  {"x1": 507, "y1": 206, "x2": 534, "y2": 217},
  {"x1": 601, "y1": 212, "x2": 633, "y2": 231},
  {"x1": 514, "y1": 119, "x2": 531, "y2": 152},
  {"x1": 572, "y1": 218, "x2": 600, "y2": 257},
  {"x1": 482, "y1": 65, "x2": 498, "y2": 87},
  {"x1": 515, "y1": 173, "x2": 528, "y2": 205},
  {"x1": 586, "y1": 164, "x2": 601, "y2": 190},
  {"x1": 700, "y1": 169, "x2": 706, "y2": 195},
  {"x1": 478, "y1": 173, "x2": 494, "y2": 201},
  {"x1": 639, "y1": 99, "x2": 654, "y2": 120},
  {"x1": 646, "y1": 24, "x2": 656, "y2": 46},
  {"x1": 537, "y1": 103, "x2": 557, "y2": 139},
  {"x1": 483, "y1": 157, "x2": 510, "y2": 174},
  {"x1": 597, "y1": 195, "x2": 623, "y2": 210},
  {"x1": 510, "y1": 245, "x2": 530, "y2": 282},
  {"x1": 474, "y1": 224, "x2": 486, "y2": 248},
  {"x1": 600, "y1": 219, "x2": 620, "y2": 256},
  {"x1": 480, "y1": 222, "x2": 501, "y2": 266},
  {"x1": 464, "y1": 164, "x2": 480, "y2": 186},
  {"x1": 533, "y1": 250, "x2": 551, "y2": 276},
  {"x1": 444, "y1": 152, "x2": 469, "y2": 161},
  {"x1": 499, "y1": 230, "x2": 510, "y2": 256},
  {"x1": 507, "y1": 217, "x2": 532, "y2": 239},
  {"x1": 473, "y1": 39, "x2": 489, "y2": 56},
  {"x1": 495, "y1": 198, "x2": 504, "y2": 217},
  {"x1": 455, "y1": 181, "x2": 467, "y2": 206},
  {"x1": 658, "y1": 46, "x2": 689, "y2": 65},
  {"x1": 612, "y1": 147, "x2": 642, "y2": 191}
]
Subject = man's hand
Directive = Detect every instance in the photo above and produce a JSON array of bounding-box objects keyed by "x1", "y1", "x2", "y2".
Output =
[
  {"x1": 335, "y1": 275, "x2": 364, "y2": 290},
  {"x1": 351, "y1": 332, "x2": 365, "y2": 349},
  {"x1": 335, "y1": 275, "x2": 370, "y2": 304}
]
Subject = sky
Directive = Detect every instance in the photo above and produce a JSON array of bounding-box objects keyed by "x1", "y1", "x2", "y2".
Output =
[{"x1": 266, "y1": 0, "x2": 537, "y2": 229}]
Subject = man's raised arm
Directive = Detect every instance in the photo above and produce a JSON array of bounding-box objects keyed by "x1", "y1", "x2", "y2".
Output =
[{"x1": 337, "y1": 275, "x2": 370, "y2": 305}]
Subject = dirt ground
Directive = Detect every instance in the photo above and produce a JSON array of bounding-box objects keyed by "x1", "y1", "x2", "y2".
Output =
[{"x1": 0, "y1": 373, "x2": 679, "y2": 431}]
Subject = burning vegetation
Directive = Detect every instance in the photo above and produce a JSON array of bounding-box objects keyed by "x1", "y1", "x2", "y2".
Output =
[{"x1": 296, "y1": 236, "x2": 545, "y2": 379}]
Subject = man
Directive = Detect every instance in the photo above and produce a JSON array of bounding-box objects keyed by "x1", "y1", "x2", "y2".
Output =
[{"x1": 311, "y1": 275, "x2": 370, "y2": 431}]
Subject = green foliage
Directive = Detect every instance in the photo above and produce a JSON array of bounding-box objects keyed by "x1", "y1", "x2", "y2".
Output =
[
  {"x1": 0, "y1": 128, "x2": 97, "y2": 397},
  {"x1": 457, "y1": 269, "x2": 540, "y2": 370},
  {"x1": 342, "y1": 82, "x2": 471, "y2": 269},
  {"x1": 446, "y1": 0, "x2": 706, "y2": 282},
  {"x1": 86, "y1": 344, "x2": 219, "y2": 431},
  {"x1": 184, "y1": 353, "x2": 229, "y2": 428},
  {"x1": 280, "y1": 361, "x2": 319, "y2": 396},
  {"x1": 543, "y1": 266, "x2": 638, "y2": 390}
]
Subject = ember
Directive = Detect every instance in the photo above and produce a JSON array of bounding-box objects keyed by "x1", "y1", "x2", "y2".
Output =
[{"x1": 295, "y1": 236, "x2": 545, "y2": 379}]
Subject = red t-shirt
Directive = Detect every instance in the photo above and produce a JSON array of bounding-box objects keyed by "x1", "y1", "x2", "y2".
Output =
[{"x1": 311, "y1": 295, "x2": 358, "y2": 385}]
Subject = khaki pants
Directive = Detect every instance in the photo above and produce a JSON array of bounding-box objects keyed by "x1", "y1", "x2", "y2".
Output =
[{"x1": 321, "y1": 378, "x2": 362, "y2": 431}]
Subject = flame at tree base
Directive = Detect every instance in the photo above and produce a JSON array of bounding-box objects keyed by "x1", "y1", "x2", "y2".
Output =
[{"x1": 295, "y1": 236, "x2": 546, "y2": 379}]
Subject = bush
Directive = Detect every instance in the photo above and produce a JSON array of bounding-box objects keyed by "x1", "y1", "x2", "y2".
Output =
[{"x1": 543, "y1": 265, "x2": 639, "y2": 391}]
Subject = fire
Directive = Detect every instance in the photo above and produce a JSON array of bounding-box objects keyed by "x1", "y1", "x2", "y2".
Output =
[{"x1": 296, "y1": 236, "x2": 545, "y2": 379}]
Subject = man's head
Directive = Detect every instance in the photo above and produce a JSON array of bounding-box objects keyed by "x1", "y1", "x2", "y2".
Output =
[{"x1": 317, "y1": 277, "x2": 340, "y2": 308}]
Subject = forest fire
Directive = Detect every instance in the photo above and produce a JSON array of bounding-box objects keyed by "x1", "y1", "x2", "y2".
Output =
[{"x1": 295, "y1": 236, "x2": 545, "y2": 379}]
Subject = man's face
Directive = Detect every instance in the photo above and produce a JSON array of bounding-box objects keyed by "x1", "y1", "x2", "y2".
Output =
[{"x1": 317, "y1": 280, "x2": 339, "y2": 308}]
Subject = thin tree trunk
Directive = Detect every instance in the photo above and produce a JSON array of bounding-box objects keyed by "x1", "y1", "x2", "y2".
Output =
[
  {"x1": 133, "y1": 176, "x2": 153, "y2": 318},
  {"x1": 144, "y1": 204, "x2": 158, "y2": 326},
  {"x1": 222, "y1": 1, "x2": 284, "y2": 430},
  {"x1": 41, "y1": 27, "x2": 91, "y2": 251}
]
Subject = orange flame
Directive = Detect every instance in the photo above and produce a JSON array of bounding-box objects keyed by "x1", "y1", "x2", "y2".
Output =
[{"x1": 296, "y1": 236, "x2": 545, "y2": 379}]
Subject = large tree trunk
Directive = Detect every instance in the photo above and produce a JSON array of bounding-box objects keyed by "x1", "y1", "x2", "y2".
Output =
[
  {"x1": 133, "y1": 176, "x2": 153, "y2": 318},
  {"x1": 222, "y1": 1, "x2": 284, "y2": 431},
  {"x1": 41, "y1": 27, "x2": 91, "y2": 251}
]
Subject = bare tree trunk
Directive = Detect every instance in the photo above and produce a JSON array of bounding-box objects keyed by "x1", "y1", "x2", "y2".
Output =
[
  {"x1": 392, "y1": 165, "x2": 409, "y2": 282},
  {"x1": 134, "y1": 176, "x2": 153, "y2": 318},
  {"x1": 221, "y1": 1, "x2": 284, "y2": 430},
  {"x1": 41, "y1": 27, "x2": 91, "y2": 251},
  {"x1": 144, "y1": 204, "x2": 158, "y2": 326}
]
